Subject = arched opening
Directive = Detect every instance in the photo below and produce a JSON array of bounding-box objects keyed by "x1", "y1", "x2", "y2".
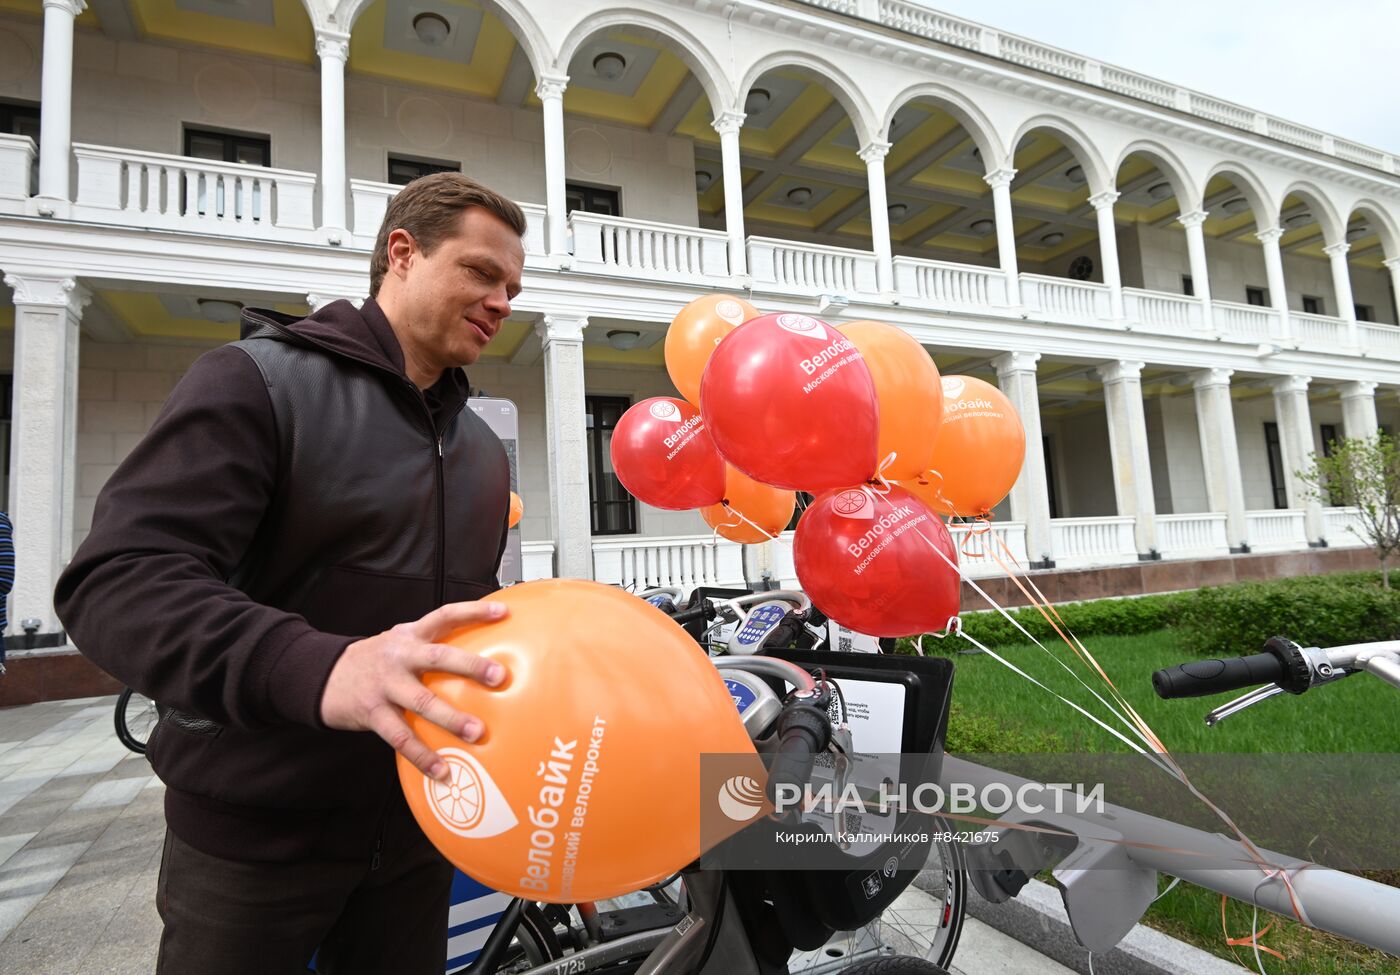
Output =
[
  {"x1": 1341, "y1": 204, "x2": 1398, "y2": 326},
  {"x1": 1198, "y1": 170, "x2": 1273, "y2": 311},
  {"x1": 1273, "y1": 187, "x2": 1345, "y2": 321},
  {"x1": 1111, "y1": 148, "x2": 1196, "y2": 298},
  {"x1": 1008, "y1": 126, "x2": 1104, "y2": 286}
]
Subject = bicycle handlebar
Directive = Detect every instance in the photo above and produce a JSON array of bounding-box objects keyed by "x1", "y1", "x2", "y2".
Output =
[{"x1": 1152, "y1": 651, "x2": 1287, "y2": 699}]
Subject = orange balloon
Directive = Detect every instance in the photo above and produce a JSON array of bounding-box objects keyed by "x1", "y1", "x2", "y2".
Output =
[
  {"x1": 398, "y1": 580, "x2": 763, "y2": 903},
  {"x1": 701, "y1": 466, "x2": 796, "y2": 543},
  {"x1": 922, "y1": 376, "x2": 1025, "y2": 517},
  {"x1": 665, "y1": 294, "x2": 759, "y2": 406},
  {"x1": 838, "y1": 320, "x2": 943, "y2": 481},
  {"x1": 508, "y1": 492, "x2": 523, "y2": 528}
]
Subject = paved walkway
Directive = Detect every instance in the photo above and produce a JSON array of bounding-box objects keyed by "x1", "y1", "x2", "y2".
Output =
[{"x1": 0, "y1": 697, "x2": 1073, "y2": 975}]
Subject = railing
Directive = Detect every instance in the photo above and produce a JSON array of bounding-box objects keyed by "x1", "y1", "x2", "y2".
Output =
[
  {"x1": 1123, "y1": 288, "x2": 1202, "y2": 335},
  {"x1": 1335, "y1": 140, "x2": 1388, "y2": 170},
  {"x1": 1360, "y1": 323, "x2": 1400, "y2": 356},
  {"x1": 1157, "y1": 513, "x2": 1229, "y2": 558},
  {"x1": 1102, "y1": 67, "x2": 1176, "y2": 108},
  {"x1": 1212, "y1": 300, "x2": 1281, "y2": 343},
  {"x1": 0, "y1": 133, "x2": 35, "y2": 205},
  {"x1": 1189, "y1": 94, "x2": 1255, "y2": 128},
  {"x1": 570, "y1": 212, "x2": 729, "y2": 283},
  {"x1": 947, "y1": 521, "x2": 1028, "y2": 577},
  {"x1": 1290, "y1": 311, "x2": 1350, "y2": 348},
  {"x1": 892, "y1": 256, "x2": 1008, "y2": 308},
  {"x1": 1049, "y1": 516, "x2": 1138, "y2": 568},
  {"x1": 520, "y1": 540, "x2": 556, "y2": 581},
  {"x1": 1020, "y1": 274, "x2": 1112, "y2": 323},
  {"x1": 803, "y1": 0, "x2": 859, "y2": 12},
  {"x1": 1323, "y1": 507, "x2": 1368, "y2": 548},
  {"x1": 747, "y1": 236, "x2": 879, "y2": 296},
  {"x1": 998, "y1": 36, "x2": 1087, "y2": 81},
  {"x1": 349, "y1": 179, "x2": 547, "y2": 260},
  {"x1": 591, "y1": 534, "x2": 745, "y2": 591},
  {"x1": 1245, "y1": 509, "x2": 1308, "y2": 552},
  {"x1": 878, "y1": 0, "x2": 982, "y2": 49},
  {"x1": 72, "y1": 143, "x2": 317, "y2": 240},
  {"x1": 1266, "y1": 119, "x2": 1326, "y2": 152}
]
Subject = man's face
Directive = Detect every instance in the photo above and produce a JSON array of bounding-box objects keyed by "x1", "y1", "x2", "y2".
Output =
[{"x1": 396, "y1": 206, "x2": 525, "y2": 371}]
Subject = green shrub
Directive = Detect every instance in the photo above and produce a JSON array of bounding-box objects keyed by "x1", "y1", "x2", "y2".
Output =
[
  {"x1": 943, "y1": 702, "x2": 1065, "y2": 753},
  {"x1": 1176, "y1": 571, "x2": 1400, "y2": 656}
]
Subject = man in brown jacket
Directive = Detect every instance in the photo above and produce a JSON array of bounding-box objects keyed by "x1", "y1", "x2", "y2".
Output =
[{"x1": 55, "y1": 173, "x2": 527, "y2": 974}]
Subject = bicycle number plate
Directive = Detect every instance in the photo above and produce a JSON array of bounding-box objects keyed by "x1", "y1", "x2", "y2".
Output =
[{"x1": 729, "y1": 602, "x2": 789, "y2": 654}]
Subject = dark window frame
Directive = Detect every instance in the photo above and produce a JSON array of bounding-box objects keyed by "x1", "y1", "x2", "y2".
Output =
[
  {"x1": 1246, "y1": 286, "x2": 1268, "y2": 307},
  {"x1": 1301, "y1": 295, "x2": 1323, "y2": 315},
  {"x1": 0, "y1": 99, "x2": 40, "y2": 141},
  {"x1": 1264, "y1": 421, "x2": 1288, "y2": 509},
  {"x1": 1181, "y1": 274, "x2": 1194, "y2": 297},
  {"x1": 1044, "y1": 434, "x2": 1061, "y2": 518},
  {"x1": 387, "y1": 154, "x2": 461, "y2": 186},
  {"x1": 182, "y1": 126, "x2": 271, "y2": 167},
  {"x1": 566, "y1": 182, "x2": 621, "y2": 217},
  {"x1": 586, "y1": 395, "x2": 638, "y2": 536},
  {"x1": 1355, "y1": 304, "x2": 1374, "y2": 322}
]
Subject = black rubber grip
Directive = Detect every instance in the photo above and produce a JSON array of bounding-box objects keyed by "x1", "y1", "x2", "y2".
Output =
[
  {"x1": 1152, "y1": 652, "x2": 1287, "y2": 699},
  {"x1": 765, "y1": 704, "x2": 829, "y2": 807},
  {"x1": 667, "y1": 601, "x2": 715, "y2": 627}
]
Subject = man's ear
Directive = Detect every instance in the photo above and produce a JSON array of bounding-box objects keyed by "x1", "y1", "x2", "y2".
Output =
[{"x1": 386, "y1": 228, "x2": 417, "y2": 279}]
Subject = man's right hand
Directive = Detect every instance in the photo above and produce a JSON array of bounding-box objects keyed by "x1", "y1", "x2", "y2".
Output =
[{"x1": 320, "y1": 600, "x2": 510, "y2": 782}]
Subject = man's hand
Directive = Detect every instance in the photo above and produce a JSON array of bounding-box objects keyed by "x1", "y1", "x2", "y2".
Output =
[{"x1": 321, "y1": 600, "x2": 509, "y2": 781}]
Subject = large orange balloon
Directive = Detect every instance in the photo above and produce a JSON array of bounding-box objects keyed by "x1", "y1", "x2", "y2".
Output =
[
  {"x1": 923, "y1": 376, "x2": 1025, "y2": 517},
  {"x1": 701, "y1": 466, "x2": 795, "y2": 543},
  {"x1": 665, "y1": 294, "x2": 759, "y2": 406},
  {"x1": 837, "y1": 321, "x2": 943, "y2": 481},
  {"x1": 399, "y1": 580, "x2": 763, "y2": 903},
  {"x1": 508, "y1": 492, "x2": 523, "y2": 528}
]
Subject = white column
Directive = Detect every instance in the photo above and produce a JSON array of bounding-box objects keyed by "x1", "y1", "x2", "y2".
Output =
[
  {"x1": 3, "y1": 272, "x2": 87, "y2": 634},
  {"x1": 712, "y1": 111, "x2": 748, "y2": 280},
  {"x1": 1191, "y1": 369, "x2": 1248, "y2": 552},
  {"x1": 36, "y1": 0, "x2": 86, "y2": 211},
  {"x1": 316, "y1": 29, "x2": 350, "y2": 245},
  {"x1": 858, "y1": 139, "x2": 893, "y2": 295},
  {"x1": 1384, "y1": 258, "x2": 1400, "y2": 325},
  {"x1": 984, "y1": 167, "x2": 1020, "y2": 306},
  {"x1": 993, "y1": 351, "x2": 1052, "y2": 566},
  {"x1": 1323, "y1": 241, "x2": 1360, "y2": 348},
  {"x1": 536, "y1": 315, "x2": 592, "y2": 579},
  {"x1": 1270, "y1": 375, "x2": 1325, "y2": 545},
  {"x1": 1339, "y1": 380, "x2": 1379, "y2": 441},
  {"x1": 1097, "y1": 359, "x2": 1158, "y2": 556},
  {"x1": 1089, "y1": 191, "x2": 1124, "y2": 321},
  {"x1": 1178, "y1": 209, "x2": 1214, "y2": 326},
  {"x1": 536, "y1": 73, "x2": 570, "y2": 260},
  {"x1": 1256, "y1": 227, "x2": 1291, "y2": 342}
]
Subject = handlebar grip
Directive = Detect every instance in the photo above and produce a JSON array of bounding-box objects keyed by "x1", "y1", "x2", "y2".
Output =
[
  {"x1": 764, "y1": 703, "x2": 829, "y2": 807},
  {"x1": 1152, "y1": 651, "x2": 1286, "y2": 699},
  {"x1": 668, "y1": 601, "x2": 715, "y2": 627}
]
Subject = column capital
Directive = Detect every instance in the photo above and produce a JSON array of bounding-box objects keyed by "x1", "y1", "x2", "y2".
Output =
[
  {"x1": 1255, "y1": 226, "x2": 1285, "y2": 244},
  {"x1": 1190, "y1": 367, "x2": 1234, "y2": 390},
  {"x1": 1270, "y1": 374, "x2": 1311, "y2": 395},
  {"x1": 535, "y1": 73, "x2": 569, "y2": 101},
  {"x1": 1088, "y1": 190, "x2": 1120, "y2": 212},
  {"x1": 42, "y1": 0, "x2": 86, "y2": 14},
  {"x1": 1177, "y1": 209, "x2": 1209, "y2": 229},
  {"x1": 983, "y1": 167, "x2": 1016, "y2": 189},
  {"x1": 3, "y1": 272, "x2": 89, "y2": 313},
  {"x1": 1340, "y1": 380, "x2": 1378, "y2": 400},
  {"x1": 711, "y1": 111, "x2": 745, "y2": 137},
  {"x1": 992, "y1": 350, "x2": 1040, "y2": 376},
  {"x1": 857, "y1": 140, "x2": 892, "y2": 164},
  {"x1": 1384, "y1": 256, "x2": 1400, "y2": 271},
  {"x1": 1096, "y1": 359, "x2": 1144, "y2": 384},
  {"x1": 535, "y1": 314, "x2": 588, "y2": 345},
  {"x1": 315, "y1": 29, "x2": 350, "y2": 63},
  {"x1": 1322, "y1": 241, "x2": 1351, "y2": 258}
]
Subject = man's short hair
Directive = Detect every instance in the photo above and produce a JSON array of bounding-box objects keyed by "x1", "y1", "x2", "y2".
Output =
[{"x1": 369, "y1": 173, "x2": 527, "y2": 298}]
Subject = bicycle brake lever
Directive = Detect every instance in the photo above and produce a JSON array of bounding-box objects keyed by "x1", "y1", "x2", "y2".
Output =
[{"x1": 1205, "y1": 683, "x2": 1285, "y2": 726}]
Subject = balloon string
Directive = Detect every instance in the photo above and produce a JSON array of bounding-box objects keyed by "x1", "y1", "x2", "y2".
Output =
[{"x1": 709, "y1": 502, "x2": 781, "y2": 544}]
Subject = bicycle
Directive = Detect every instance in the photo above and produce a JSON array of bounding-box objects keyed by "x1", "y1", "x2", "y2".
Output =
[
  {"x1": 459, "y1": 589, "x2": 966, "y2": 975},
  {"x1": 114, "y1": 685, "x2": 159, "y2": 754}
]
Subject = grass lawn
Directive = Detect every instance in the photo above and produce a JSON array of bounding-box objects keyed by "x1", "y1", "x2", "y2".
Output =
[{"x1": 931, "y1": 628, "x2": 1400, "y2": 974}]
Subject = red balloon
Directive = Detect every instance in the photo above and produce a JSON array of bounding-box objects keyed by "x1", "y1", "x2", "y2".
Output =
[
  {"x1": 794, "y1": 485, "x2": 960, "y2": 638},
  {"x1": 700, "y1": 313, "x2": 879, "y2": 493},
  {"x1": 610, "y1": 397, "x2": 726, "y2": 510}
]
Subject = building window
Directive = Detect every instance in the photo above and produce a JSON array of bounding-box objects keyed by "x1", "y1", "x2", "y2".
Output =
[
  {"x1": 1181, "y1": 275, "x2": 1194, "y2": 297},
  {"x1": 387, "y1": 155, "x2": 460, "y2": 186},
  {"x1": 1264, "y1": 421, "x2": 1288, "y2": 509},
  {"x1": 1246, "y1": 286, "x2": 1268, "y2": 307},
  {"x1": 0, "y1": 373, "x2": 10, "y2": 480},
  {"x1": 567, "y1": 183, "x2": 621, "y2": 216},
  {"x1": 1319, "y1": 423, "x2": 1342, "y2": 505},
  {"x1": 1355, "y1": 304, "x2": 1374, "y2": 322},
  {"x1": 1302, "y1": 295, "x2": 1323, "y2": 315},
  {"x1": 184, "y1": 127, "x2": 271, "y2": 167},
  {"x1": 0, "y1": 100, "x2": 40, "y2": 142},
  {"x1": 1044, "y1": 435, "x2": 1060, "y2": 518},
  {"x1": 586, "y1": 396, "x2": 637, "y2": 536}
]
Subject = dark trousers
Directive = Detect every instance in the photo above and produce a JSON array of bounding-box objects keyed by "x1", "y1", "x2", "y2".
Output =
[{"x1": 155, "y1": 802, "x2": 454, "y2": 975}]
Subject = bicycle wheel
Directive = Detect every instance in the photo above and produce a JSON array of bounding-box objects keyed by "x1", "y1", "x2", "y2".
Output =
[
  {"x1": 792, "y1": 838, "x2": 967, "y2": 974},
  {"x1": 114, "y1": 687, "x2": 159, "y2": 755},
  {"x1": 838, "y1": 955, "x2": 950, "y2": 975}
]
